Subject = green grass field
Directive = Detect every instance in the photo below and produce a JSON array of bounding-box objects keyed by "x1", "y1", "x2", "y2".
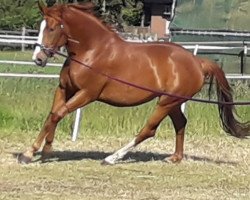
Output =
[{"x1": 0, "y1": 51, "x2": 250, "y2": 199}]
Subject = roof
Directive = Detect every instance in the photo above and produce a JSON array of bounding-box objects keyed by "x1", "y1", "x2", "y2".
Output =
[{"x1": 170, "y1": 0, "x2": 250, "y2": 32}]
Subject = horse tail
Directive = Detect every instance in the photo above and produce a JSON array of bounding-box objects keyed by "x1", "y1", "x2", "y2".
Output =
[{"x1": 199, "y1": 57, "x2": 250, "y2": 138}]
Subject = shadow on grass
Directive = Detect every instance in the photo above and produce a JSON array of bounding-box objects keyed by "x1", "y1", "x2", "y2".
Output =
[{"x1": 12, "y1": 150, "x2": 238, "y2": 166}]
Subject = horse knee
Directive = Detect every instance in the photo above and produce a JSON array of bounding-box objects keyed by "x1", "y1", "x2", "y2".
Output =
[
  {"x1": 50, "y1": 104, "x2": 69, "y2": 123},
  {"x1": 50, "y1": 112, "x2": 63, "y2": 123}
]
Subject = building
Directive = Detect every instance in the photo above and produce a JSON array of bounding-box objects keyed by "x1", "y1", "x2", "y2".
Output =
[
  {"x1": 169, "y1": 0, "x2": 250, "y2": 74},
  {"x1": 143, "y1": 0, "x2": 175, "y2": 39}
]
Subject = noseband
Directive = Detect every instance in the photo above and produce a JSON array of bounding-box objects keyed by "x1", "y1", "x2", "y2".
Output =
[
  {"x1": 35, "y1": 22, "x2": 79, "y2": 58},
  {"x1": 34, "y1": 43, "x2": 55, "y2": 57}
]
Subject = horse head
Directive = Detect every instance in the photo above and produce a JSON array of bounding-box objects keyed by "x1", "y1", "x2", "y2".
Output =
[
  {"x1": 33, "y1": 1, "x2": 67, "y2": 67},
  {"x1": 33, "y1": 1, "x2": 97, "y2": 67}
]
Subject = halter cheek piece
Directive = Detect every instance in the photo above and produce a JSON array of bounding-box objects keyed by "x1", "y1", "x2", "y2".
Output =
[
  {"x1": 35, "y1": 23, "x2": 79, "y2": 57},
  {"x1": 35, "y1": 23, "x2": 66, "y2": 57}
]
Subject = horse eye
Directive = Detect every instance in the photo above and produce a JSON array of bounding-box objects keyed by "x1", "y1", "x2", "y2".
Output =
[{"x1": 48, "y1": 28, "x2": 54, "y2": 32}]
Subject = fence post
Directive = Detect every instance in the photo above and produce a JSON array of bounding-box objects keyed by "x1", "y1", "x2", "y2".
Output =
[
  {"x1": 71, "y1": 108, "x2": 82, "y2": 142},
  {"x1": 21, "y1": 27, "x2": 26, "y2": 51},
  {"x1": 181, "y1": 44, "x2": 199, "y2": 113},
  {"x1": 240, "y1": 44, "x2": 248, "y2": 74}
]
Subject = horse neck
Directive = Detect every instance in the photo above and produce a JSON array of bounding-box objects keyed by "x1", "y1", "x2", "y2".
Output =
[{"x1": 63, "y1": 9, "x2": 115, "y2": 51}]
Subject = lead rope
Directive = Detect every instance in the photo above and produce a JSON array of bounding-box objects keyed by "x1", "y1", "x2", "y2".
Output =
[{"x1": 37, "y1": 43, "x2": 250, "y2": 106}]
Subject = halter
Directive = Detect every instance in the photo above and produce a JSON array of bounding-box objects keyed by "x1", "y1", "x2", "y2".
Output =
[
  {"x1": 35, "y1": 21, "x2": 79, "y2": 57},
  {"x1": 35, "y1": 43, "x2": 55, "y2": 56}
]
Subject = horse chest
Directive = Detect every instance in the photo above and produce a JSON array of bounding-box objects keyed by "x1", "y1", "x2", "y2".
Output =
[{"x1": 66, "y1": 66, "x2": 105, "y2": 91}]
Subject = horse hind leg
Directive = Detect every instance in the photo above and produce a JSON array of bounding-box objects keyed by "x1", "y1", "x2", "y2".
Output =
[
  {"x1": 165, "y1": 105, "x2": 187, "y2": 163},
  {"x1": 103, "y1": 97, "x2": 180, "y2": 165}
]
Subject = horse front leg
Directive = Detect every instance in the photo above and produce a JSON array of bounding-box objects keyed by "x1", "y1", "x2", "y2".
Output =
[
  {"x1": 40, "y1": 86, "x2": 71, "y2": 161},
  {"x1": 18, "y1": 88, "x2": 94, "y2": 164},
  {"x1": 18, "y1": 86, "x2": 67, "y2": 164},
  {"x1": 41, "y1": 89, "x2": 95, "y2": 159}
]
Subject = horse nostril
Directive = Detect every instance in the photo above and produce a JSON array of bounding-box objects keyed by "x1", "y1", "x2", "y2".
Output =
[{"x1": 35, "y1": 58, "x2": 43, "y2": 66}]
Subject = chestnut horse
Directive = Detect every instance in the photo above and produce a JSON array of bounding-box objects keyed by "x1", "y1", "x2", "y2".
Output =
[{"x1": 18, "y1": 2, "x2": 250, "y2": 164}]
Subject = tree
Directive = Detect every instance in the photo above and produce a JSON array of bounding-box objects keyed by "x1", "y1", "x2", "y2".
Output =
[
  {"x1": 46, "y1": 0, "x2": 143, "y2": 27},
  {"x1": 0, "y1": 0, "x2": 41, "y2": 30},
  {"x1": 98, "y1": 0, "x2": 143, "y2": 26},
  {"x1": 0, "y1": 0, "x2": 144, "y2": 30},
  {"x1": 121, "y1": 1, "x2": 143, "y2": 26}
]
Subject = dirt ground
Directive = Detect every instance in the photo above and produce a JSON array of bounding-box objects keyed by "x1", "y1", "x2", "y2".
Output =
[{"x1": 0, "y1": 134, "x2": 250, "y2": 200}]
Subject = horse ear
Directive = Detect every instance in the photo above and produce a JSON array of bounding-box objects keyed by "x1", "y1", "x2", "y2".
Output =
[{"x1": 38, "y1": 0, "x2": 47, "y2": 15}]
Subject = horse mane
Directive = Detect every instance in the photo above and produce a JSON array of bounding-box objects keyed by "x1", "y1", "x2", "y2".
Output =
[
  {"x1": 67, "y1": 2, "x2": 97, "y2": 15},
  {"x1": 44, "y1": 2, "x2": 119, "y2": 36},
  {"x1": 66, "y1": 3, "x2": 117, "y2": 33}
]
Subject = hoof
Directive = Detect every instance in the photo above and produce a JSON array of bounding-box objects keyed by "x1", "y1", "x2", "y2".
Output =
[
  {"x1": 101, "y1": 159, "x2": 115, "y2": 166},
  {"x1": 164, "y1": 154, "x2": 183, "y2": 163},
  {"x1": 18, "y1": 153, "x2": 32, "y2": 164}
]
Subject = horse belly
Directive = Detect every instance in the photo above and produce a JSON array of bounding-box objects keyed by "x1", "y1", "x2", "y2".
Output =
[{"x1": 98, "y1": 85, "x2": 157, "y2": 107}]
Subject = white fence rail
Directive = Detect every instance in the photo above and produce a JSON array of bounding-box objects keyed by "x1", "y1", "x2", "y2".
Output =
[
  {"x1": 0, "y1": 60, "x2": 61, "y2": 67},
  {"x1": 0, "y1": 33, "x2": 250, "y2": 141},
  {"x1": 0, "y1": 28, "x2": 37, "y2": 51},
  {"x1": 0, "y1": 38, "x2": 36, "y2": 45}
]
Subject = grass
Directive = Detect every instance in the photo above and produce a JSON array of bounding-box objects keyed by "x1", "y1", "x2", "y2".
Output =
[
  {"x1": 0, "y1": 51, "x2": 64, "y2": 63},
  {"x1": 1, "y1": 76, "x2": 249, "y2": 139},
  {"x1": 0, "y1": 134, "x2": 250, "y2": 200},
  {"x1": 0, "y1": 51, "x2": 250, "y2": 199}
]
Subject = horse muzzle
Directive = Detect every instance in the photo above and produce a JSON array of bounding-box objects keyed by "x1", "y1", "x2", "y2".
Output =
[{"x1": 34, "y1": 51, "x2": 48, "y2": 67}]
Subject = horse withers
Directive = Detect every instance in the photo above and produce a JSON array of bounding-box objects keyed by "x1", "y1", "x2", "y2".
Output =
[{"x1": 18, "y1": 2, "x2": 250, "y2": 164}]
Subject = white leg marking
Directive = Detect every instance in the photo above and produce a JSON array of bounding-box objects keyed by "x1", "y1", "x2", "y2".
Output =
[
  {"x1": 181, "y1": 103, "x2": 186, "y2": 113},
  {"x1": 104, "y1": 138, "x2": 136, "y2": 164},
  {"x1": 32, "y1": 20, "x2": 46, "y2": 61}
]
